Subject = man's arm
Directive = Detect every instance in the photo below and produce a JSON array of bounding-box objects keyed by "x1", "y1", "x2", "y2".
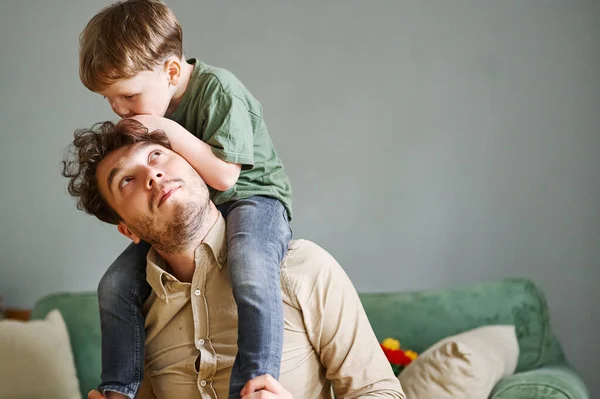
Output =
[
  {"x1": 288, "y1": 241, "x2": 405, "y2": 399},
  {"x1": 132, "y1": 115, "x2": 241, "y2": 192}
]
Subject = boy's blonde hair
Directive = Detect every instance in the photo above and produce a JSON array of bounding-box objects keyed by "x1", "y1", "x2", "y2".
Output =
[{"x1": 79, "y1": 0, "x2": 183, "y2": 92}]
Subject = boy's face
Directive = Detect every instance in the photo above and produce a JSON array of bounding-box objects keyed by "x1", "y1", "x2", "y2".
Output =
[{"x1": 97, "y1": 67, "x2": 173, "y2": 118}]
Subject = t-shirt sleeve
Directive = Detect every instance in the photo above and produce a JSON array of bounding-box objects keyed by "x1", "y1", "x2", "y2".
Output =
[{"x1": 202, "y1": 90, "x2": 255, "y2": 169}]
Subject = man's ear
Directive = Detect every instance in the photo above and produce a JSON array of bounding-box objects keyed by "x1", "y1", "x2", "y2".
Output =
[
  {"x1": 117, "y1": 222, "x2": 141, "y2": 244},
  {"x1": 165, "y1": 57, "x2": 182, "y2": 86}
]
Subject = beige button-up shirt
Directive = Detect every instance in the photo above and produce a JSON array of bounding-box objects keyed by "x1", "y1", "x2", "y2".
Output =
[{"x1": 139, "y1": 214, "x2": 404, "y2": 399}]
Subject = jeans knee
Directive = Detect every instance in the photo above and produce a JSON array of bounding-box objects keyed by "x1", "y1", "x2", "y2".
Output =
[
  {"x1": 97, "y1": 273, "x2": 116, "y2": 309},
  {"x1": 231, "y1": 278, "x2": 262, "y2": 297},
  {"x1": 97, "y1": 267, "x2": 132, "y2": 310},
  {"x1": 231, "y1": 274, "x2": 282, "y2": 309}
]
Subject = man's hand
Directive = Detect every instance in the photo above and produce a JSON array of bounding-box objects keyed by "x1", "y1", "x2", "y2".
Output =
[{"x1": 240, "y1": 375, "x2": 293, "y2": 399}]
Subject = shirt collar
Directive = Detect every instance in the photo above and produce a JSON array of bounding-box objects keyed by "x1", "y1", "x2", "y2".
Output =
[
  {"x1": 196, "y1": 212, "x2": 228, "y2": 269},
  {"x1": 146, "y1": 212, "x2": 228, "y2": 301}
]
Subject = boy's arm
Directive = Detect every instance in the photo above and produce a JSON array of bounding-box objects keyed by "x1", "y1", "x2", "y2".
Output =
[{"x1": 131, "y1": 115, "x2": 241, "y2": 192}]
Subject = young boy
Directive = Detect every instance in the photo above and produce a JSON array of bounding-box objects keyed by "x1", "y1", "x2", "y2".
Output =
[{"x1": 78, "y1": 1, "x2": 292, "y2": 398}]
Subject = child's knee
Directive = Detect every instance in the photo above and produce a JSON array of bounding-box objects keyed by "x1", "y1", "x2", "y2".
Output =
[
  {"x1": 230, "y1": 262, "x2": 281, "y2": 301},
  {"x1": 98, "y1": 271, "x2": 120, "y2": 306},
  {"x1": 97, "y1": 266, "x2": 133, "y2": 308}
]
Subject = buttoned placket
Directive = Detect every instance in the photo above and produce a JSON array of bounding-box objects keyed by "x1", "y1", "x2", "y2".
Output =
[{"x1": 191, "y1": 245, "x2": 219, "y2": 398}]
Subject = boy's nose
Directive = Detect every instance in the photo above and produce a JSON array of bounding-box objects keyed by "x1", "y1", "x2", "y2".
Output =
[
  {"x1": 115, "y1": 108, "x2": 131, "y2": 118},
  {"x1": 110, "y1": 101, "x2": 130, "y2": 118}
]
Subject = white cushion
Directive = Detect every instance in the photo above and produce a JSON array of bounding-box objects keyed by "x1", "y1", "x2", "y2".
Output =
[
  {"x1": 0, "y1": 309, "x2": 80, "y2": 399},
  {"x1": 398, "y1": 325, "x2": 519, "y2": 399}
]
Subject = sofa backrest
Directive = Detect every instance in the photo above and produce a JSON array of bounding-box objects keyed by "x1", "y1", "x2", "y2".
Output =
[{"x1": 358, "y1": 278, "x2": 564, "y2": 372}]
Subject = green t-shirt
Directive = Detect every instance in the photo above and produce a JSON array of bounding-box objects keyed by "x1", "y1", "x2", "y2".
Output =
[{"x1": 168, "y1": 59, "x2": 292, "y2": 219}]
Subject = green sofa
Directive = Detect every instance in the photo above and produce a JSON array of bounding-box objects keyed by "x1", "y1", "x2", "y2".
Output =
[{"x1": 31, "y1": 278, "x2": 589, "y2": 399}]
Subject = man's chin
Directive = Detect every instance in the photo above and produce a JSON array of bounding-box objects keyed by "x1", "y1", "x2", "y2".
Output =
[{"x1": 130, "y1": 197, "x2": 205, "y2": 253}]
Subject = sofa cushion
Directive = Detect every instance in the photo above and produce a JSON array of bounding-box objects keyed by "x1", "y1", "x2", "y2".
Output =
[
  {"x1": 359, "y1": 278, "x2": 558, "y2": 372},
  {"x1": 398, "y1": 325, "x2": 519, "y2": 399},
  {"x1": 0, "y1": 309, "x2": 80, "y2": 399},
  {"x1": 31, "y1": 292, "x2": 101, "y2": 399}
]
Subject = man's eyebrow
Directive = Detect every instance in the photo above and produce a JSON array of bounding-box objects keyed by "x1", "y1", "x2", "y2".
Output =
[
  {"x1": 105, "y1": 143, "x2": 159, "y2": 194},
  {"x1": 107, "y1": 165, "x2": 123, "y2": 195}
]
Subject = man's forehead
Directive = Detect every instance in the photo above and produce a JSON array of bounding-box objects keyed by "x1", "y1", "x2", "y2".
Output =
[{"x1": 99, "y1": 143, "x2": 142, "y2": 170}]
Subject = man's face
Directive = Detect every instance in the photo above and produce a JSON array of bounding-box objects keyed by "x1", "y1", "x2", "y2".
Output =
[
  {"x1": 98, "y1": 67, "x2": 173, "y2": 118},
  {"x1": 96, "y1": 142, "x2": 209, "y2": 252}
]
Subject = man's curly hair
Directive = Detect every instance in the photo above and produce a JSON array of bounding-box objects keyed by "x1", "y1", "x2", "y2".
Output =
[{"x1": 61, "y1": 119, "x2": 171, "y2": 224}]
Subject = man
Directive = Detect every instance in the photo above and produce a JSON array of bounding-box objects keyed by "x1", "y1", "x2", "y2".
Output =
[{"x1": 62, "y1": 119, "x2": 405, "y2": 399}]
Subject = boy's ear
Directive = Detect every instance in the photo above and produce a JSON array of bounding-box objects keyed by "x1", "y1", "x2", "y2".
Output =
[
  {"x1": 117, "y1": 222, "x2": 142, "y2": 244},
  {"x1": 165, "y1": 58, "x2": 182, "y2": 86}
]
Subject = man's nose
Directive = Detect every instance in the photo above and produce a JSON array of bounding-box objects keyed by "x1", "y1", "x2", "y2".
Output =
[{"x1": 146, "y1": 169, "x2": 164, "y2": 189}]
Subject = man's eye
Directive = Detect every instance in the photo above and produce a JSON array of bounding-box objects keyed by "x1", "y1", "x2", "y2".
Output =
[
  {"x1": 149, "y1": 151, "x2": 161, "y2": 161},
  {"x1": 124, "y1": 94, "x2": 136, "y2": 100},
  {"x1": 120, "y1": 177, "x2": 133, "y2": 189}
]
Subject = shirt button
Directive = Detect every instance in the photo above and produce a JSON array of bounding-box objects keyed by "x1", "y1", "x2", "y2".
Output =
[
  {"x1": 200, "y1": 380, "x2": 207, "y2": 387},
  {"x1": 198, "y1": 339, "x2": 205, "y2": 345},
  {"x1": 194, "y1": 289, "x2": 201, "y2": 296}
]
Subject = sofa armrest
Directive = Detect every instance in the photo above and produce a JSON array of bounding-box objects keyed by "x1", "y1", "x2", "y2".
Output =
[{"x1": 490, "y1": 364, "x2": 589, "y2": 399}]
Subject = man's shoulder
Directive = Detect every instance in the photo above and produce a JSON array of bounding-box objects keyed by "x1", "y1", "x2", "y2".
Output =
[
  {"x1": 285, "y1": 239, "x2": 337, "y2": 267},
  {"x1": 281, "y1": 239, "x2": 343, "y2": 303}
]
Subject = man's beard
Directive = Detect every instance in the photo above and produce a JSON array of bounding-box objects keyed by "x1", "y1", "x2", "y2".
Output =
[{"x1": 129, "y1": 173, "x2": 211, "y2": 253}]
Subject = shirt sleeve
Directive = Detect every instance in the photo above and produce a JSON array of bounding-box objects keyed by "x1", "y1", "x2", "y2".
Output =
[
  {"x1": 138, "y1": 376, "x2": 159, "y2": 399},
  {"x1": 285, "y1": 241, "x2": 406, "y2": 399},
  {"x1": 202, "y1": 90, "x2": 256, "y2": 169}
]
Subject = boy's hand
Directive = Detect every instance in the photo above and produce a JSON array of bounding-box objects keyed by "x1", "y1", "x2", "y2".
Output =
[
  {"x1": 128, "y1": 113, "x2": 241, "y2": 192},
  {"x1": 129, "y1": 114, "x2": 190, "y2": 156},
  {"x1": 241, "y1": 375, "x2": 293, "y2": 399},
  {"x1": 129, "y1": 114, "x2": 170, "y2": 134},
  {"x1": 87, "y1": 390, "x2": 106, "y2": 399}
]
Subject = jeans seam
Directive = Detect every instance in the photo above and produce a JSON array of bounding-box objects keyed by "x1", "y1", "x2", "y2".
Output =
[
  {"x1": 129, "y1": 275, "x2": 146, "y2": 388},
  {"x1": 264, "y1": 198, "x2": 287, "y2": 374}
]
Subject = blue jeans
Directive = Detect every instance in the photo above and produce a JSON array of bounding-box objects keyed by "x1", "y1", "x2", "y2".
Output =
[
  {"x1": 97, "y1": 196, "x2": 291, "y2": 399},
  {"x1": 218, "y1": 196, "x2": 291, "y2": 399}
]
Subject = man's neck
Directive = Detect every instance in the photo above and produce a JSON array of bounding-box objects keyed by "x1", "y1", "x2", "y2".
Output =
[{"x1": 154, "y1": 202, "x2": 219, "y2": 283}]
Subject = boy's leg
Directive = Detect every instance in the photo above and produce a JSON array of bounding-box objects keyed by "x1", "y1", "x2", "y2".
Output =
[
  {"x1": 218, "y1": 196, "x2": 292, "y2": 399},
  {"x1": 97, "y1": 241, "x2": 152, "y2": 399}
]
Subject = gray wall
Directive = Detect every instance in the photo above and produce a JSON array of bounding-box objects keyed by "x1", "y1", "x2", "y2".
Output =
[{"x1": 1, "y1": 0, "x2": 598, "y2": 395}]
